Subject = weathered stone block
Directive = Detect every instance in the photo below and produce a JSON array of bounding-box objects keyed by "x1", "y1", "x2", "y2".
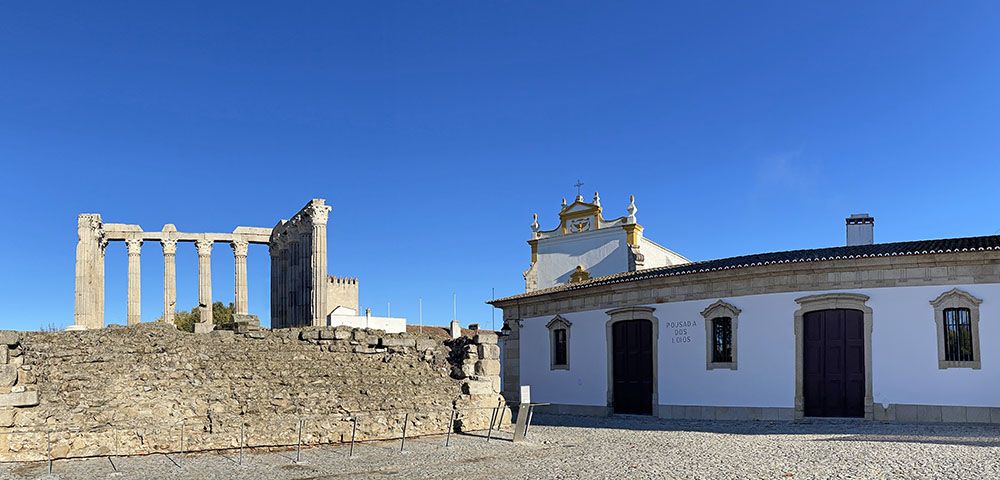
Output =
[
  {"x1": 16, "y1": 369, "x2": 34, "y2": 386},
  {"x1": 463, "y1": 380, "x2": 493, "y2": 395},
  {"x1": 0, "y1": 331, "x2": 18, "y2": 347},
  {"x1": 0, "y1": 345, "x2": 7, "y2": 364},
  {"x1": 382, "y1": 337, "x2": 416, "y2": 348},
  {"x1": 477, "y1": 344, "x2": 501, "y2": 360},
  {"x1": 333, "y1": 329, "x2": 351, "y2": 340},
  {"x1": 416, "y1": 340, "x2": 437, "y2": 351},
  {"x1": 474, "y1": 332, "x2": 498, "y2": 345},
  {"x1": 0, "y1": 408, "x2": 14, "y2": 427},
  {"x1": 193, "y1": 322, "x2": 214, "y2": 334},
  {"x1": 0, "y1": 365, "x2": 15, "y2": 388},
  {"x1": 475, "y1": 360, "x2": 501, "y2": 376},
  {"x1": 0, "y1": 391, "x2": 37, "y2": 408}
]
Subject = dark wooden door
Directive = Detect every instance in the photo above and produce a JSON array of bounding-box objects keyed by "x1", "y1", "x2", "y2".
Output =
[
  {"x1": 803, "y1": 309, "x2": 865, "y2": 418},
  {"x1": 612, "y1": 320, "x2": 654, "y2": 415}
]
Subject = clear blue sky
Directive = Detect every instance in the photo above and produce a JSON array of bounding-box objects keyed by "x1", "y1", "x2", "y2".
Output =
[{"x1": 2, "y1": 2, "x2": 999, "y2": 331}]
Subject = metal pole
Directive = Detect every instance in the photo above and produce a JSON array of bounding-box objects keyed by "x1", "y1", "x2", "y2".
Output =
[
  {"x1": 46, "y1": 429, "x2": 52, "y2": 474},
  {"x1": 486, "y1": 407, "x2": 497, "y2": 443},
  {"x1": 492, "y1": 405, "x2": 507, "y2": 442},
  {"x1": 239, "y1": 423, "x2": 244, "y2": 466},
  {"x1": 399, "y1": 413, "x2": 409, "y2": 453},
  {"x1": 524, "y1": 405, "x2": 535, "y2": 438},
  {"x1": 349, "y1": 416, "x2": 358, "y2": 457},
  {"x1": 445, "y1": 408, "x2": 456, "y2": 447},
  {"x1": 295, "y1": 419, "x2": 303, "y2": 463}
]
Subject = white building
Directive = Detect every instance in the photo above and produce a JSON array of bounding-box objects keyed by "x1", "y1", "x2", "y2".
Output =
[{"x1": 491, "y1": 199, "x2": 1000, "y2": 423}]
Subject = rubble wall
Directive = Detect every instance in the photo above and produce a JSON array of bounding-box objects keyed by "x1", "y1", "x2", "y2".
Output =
[{"x1": 0, "y1": 324, "x2": 505, "y2": 461}]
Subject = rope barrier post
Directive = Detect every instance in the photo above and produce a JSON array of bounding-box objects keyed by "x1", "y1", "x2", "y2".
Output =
[
  {"x1": 239, "y1": 422, "x2": 245, "y2": 466},
  {"x1": 444, "y1": 408, "x2": 456, "y2": 447},
  {"x1": 349, "y1": 416, "x2": 358, "y2": 458},
  {"x1": 524, "y1": 405, "x2": 536, "y2": 438},
  {"x1": 399, "y1": 413, "x2": 409, "y2": 453},
  {"x1": 46, "y1": 429, "x2": 52, "y2": 474},
  {"x1": 294, "y1": 418, "x2": 303, "y2": 464},
  {"x1": 491, "y1": 404, "x2": 507, "y2": 442}
]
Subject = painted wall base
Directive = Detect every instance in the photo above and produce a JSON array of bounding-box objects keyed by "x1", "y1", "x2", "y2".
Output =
[{"x1": 536, "y1": 403, "x2": 1000, "y2": 424}]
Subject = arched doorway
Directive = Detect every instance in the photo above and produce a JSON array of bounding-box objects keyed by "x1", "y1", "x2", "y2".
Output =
[{"x1": 606, "y1": 307, "x2": 658, "y2": 415}]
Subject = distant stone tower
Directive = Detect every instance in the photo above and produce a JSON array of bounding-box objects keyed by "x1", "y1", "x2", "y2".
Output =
[{"x1": 327, "y1": 276, "x2": 360, "y2": 315}]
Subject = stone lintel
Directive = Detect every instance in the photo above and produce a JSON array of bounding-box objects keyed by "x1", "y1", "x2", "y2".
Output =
[
  {"x1": 103, "y1": 230, "x2": 271, "y2": 244},
  {"x1": 0, "y1": 391, "x2": 38, "y2": 408}
]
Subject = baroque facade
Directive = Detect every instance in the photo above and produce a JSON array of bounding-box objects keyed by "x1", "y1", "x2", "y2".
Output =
[{"x1": 492, "y1": 204, "x2": 1000, "y2": 423}]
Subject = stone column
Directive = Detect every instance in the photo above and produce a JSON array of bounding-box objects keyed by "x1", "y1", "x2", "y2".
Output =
[
  {"x1": 307, "y1": 200, "x2": 331, "y2": 326},
  {"x1": 125, "y1": 236, "x2": 143, "y2": 325},
  {"x1": 95, "y1": 237, "x2": 106, "y2": 328},
  {"x1": 232, "y1": 238, "x2": 249, "y2": 316},
  {"x1": 195, "y1": 239, "x2": 213, "y2": 324},
  {"x1": 161, "y1": 237, "x2": 178, "y2": 324},
  {"x1": 73, "y1": 214, "x2": 103, "y2": 330},
  {"x1": 268, "y1": 241, "x2": 280, "y2": 328}
]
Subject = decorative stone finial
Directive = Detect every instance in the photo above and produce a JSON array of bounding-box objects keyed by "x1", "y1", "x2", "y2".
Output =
[
  {"x1": 531, "y1": 213, "x2": 539, "y2": 233},
  {"x1": 626, "y1": 195, "x2": 637, "y2": 223},
  {"x1": 593, "y1": 191, "x2": 601, "y2": 207},
  {"x1": 575, "y1": 194, "x2": 584, "y2": 202},
  {"x1": 561, "y1": 197, "x2": 567, "y2": 208}
]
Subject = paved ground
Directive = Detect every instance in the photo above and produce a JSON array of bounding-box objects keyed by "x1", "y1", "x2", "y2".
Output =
[{"x1": 2, "y1": 415, "x2": 999, "y2": 479}]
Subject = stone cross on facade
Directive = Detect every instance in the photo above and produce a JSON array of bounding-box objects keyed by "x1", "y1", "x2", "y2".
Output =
[{"x1": 71, "y1": 199, "x2": 334, "y2": 331}]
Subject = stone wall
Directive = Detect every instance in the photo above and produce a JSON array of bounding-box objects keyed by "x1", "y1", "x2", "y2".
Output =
[{"x1": 0, "y1": 324, "x2": 506, "y2": 462}]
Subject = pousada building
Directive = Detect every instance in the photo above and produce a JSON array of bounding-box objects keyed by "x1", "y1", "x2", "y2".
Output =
[{"x1": 490, "y1": 194, "x2": 999, "y2": 422}]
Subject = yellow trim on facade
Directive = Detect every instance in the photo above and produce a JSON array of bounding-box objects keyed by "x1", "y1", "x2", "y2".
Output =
[
  {"x1": 623, "y1": 223, "x2": 643, "y2": 246},
  {"x1": 528, "y1": 239, "x2": 539, "y2": 264}
]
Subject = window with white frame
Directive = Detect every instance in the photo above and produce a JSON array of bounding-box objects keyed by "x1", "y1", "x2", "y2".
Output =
[
  {"x1": 546, "y1": 315, "x2": 571, "y2": 370},
  {"x1": 701, "y1": 300, "x2": 741, "y2": 370},
  {"x1": 930, "y1": 289, "x2": 983, "y2": 369}
]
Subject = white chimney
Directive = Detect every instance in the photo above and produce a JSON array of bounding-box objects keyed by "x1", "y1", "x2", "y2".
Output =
[{"x1": 846, "y1": 213, "x2": 874, "y2": 246}]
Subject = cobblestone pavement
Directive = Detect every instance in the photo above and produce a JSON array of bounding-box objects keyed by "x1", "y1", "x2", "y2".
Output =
[{"x1": 2, "y1": 415, "x2": 998, "y2": 479}]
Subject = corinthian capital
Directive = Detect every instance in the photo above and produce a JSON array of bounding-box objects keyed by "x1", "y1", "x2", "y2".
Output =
[
  {"x1": 161, "y1": 238, "x2": 178, "y2": 255},
  {"x1": 306, "y1": 200, "x2": 331, "y2": 225},
  {"x1": 126, "y1": 237, "x2": 143, "y2": 255},
  {"x1": 195, "y1": 239, "x2": 213, "y2": 256},
  {"x1": 231, "y1": 238, "x2": 249, "y2": 257}
]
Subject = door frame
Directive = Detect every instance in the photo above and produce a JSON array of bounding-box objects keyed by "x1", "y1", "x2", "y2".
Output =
[
  {"x1": 794, "y1": 293, "x2": 873, "y2": 420},
  {"x1": 605, "y1": 306, "x2": 659, "y2": 415}
]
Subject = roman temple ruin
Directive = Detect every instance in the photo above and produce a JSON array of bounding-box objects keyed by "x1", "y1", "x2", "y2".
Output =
[{"x1": 71, "y1": 198, "x2": 388, "y2": 331}]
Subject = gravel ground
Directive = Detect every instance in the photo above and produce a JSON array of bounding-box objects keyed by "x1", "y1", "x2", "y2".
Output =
[{"x1": 2, "y1": 415, "x2": 999, "y2": 479}]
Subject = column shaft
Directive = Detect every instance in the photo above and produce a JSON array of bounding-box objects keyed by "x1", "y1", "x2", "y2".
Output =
[
  {"x1": 308, "y1": 202, "x2": 330, "y2": 326},
  {"x1": 162, "y1": 239, "x2": 177, "y2": 324},
  {"x1": 126, "y1": 237, "x2": 142, "y2": 325},
  {"x1": 196, "y1": 239, "x2": 213, "y2": 324},
  {"x1": 232, "y1": 239, "x2": 249, "y2": 315},
  {"x1": 269, "y1": 242, "x2": 279, "y2": 328}
]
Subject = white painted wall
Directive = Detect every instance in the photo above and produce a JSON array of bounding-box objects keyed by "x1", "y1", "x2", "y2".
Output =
[
  {"x1": 517, "y1": 283, "x2": 1000, "y2": 409},
  {"x1": 328, "y1": 313, "x2": 406, "y2": 334},
  {"x1": 535, "y1": 229, "x2": 629, "y2": 290},
  {"x1": 638, "y1": 238, "x2": 689, "y2": 269}
]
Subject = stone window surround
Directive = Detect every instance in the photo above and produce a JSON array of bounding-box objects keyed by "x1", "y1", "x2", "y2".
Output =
[
  {"x1": 793, "y1": 293, "x2": 874, "y2": 420},
  {"x1": 605, "y1": 306, "x2": 659, "y2": 413},
  {"x1": 701, "y1": 300, "x2": 741, "y2": 370},
  {"x1": 930, "y1": 288, "x2": 983, "y2": 370},
  {"x1": 546, "y1": 315, "x2": 572, "y2": 370}
]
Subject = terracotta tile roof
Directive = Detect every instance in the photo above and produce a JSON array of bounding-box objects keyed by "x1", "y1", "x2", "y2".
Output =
[{"x1": 490, "y1": 234, "x2": 1000, "y2": 304}]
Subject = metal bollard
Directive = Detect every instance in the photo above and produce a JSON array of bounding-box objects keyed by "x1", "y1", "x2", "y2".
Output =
[
  {"x1": 399, "y1": 413, "x2": 409, "y2": 453},
  {"x1": 445, "y1": 408, "x2": 456, "y2": 447},
  {"x1": 349, "y1": 416, "x2": 358, "y2": 458},
  {"x1": 239, "y1": 423, "x2": 245, "y2": 466},
  {"x1": 524, "y1": 405, "x2": 535, "y2": 438},
  {"x1": 493, "y1": 405, "x2": 507, "y2": 441},
  {"x1": 46, "y1": 430, "x2": 52, "y2": 474},
  {"x1": 295, "y1": 419, "x2": 303, "y2": 463}
]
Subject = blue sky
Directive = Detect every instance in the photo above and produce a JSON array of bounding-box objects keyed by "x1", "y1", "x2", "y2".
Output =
[{"x1": 2, "y1": 2, "x2": 1000, "y2": 331}]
